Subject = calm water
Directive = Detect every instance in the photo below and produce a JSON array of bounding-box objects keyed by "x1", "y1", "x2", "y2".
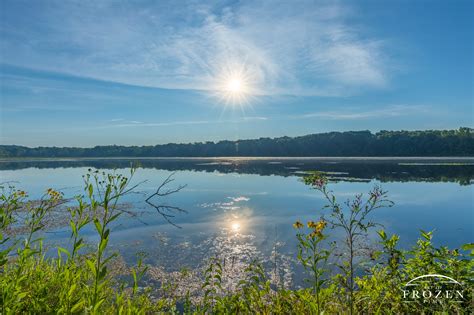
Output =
[{"x1": 1, "y1": 157, "x2": 473, "y2": 288}]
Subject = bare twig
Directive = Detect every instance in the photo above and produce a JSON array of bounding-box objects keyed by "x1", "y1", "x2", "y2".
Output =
[{"x1": 145, "y1": 172, "x2": 187, "y2": 228}]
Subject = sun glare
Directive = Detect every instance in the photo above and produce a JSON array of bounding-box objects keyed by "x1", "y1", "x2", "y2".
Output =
[
  {"x1": 213, "y1": 61, "x2": 257, "y2": 107},
  {"x1": 231, "y1": 221, "x2": 241, "y2": 232},
  {"x1": 227, "y1": 79, "x2": 242, "y2": 92}
]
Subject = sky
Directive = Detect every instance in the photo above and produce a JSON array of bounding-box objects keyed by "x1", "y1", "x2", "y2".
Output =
[{"x1": 0, "y1": 0, "x2": 473, "y2": 147}]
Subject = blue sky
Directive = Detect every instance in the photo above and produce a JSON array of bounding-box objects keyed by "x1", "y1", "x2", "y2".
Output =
[{"x1": 0, "y1": 0, "x2": 472, "y2": 147}]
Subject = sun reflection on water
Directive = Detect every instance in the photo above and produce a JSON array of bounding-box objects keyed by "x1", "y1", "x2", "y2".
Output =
[{"x1": 231, "y1": 221, "x2": 241, "y2": 232}]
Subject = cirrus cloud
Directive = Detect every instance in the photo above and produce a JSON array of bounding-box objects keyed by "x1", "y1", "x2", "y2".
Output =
[{"x1": 1, "y1": 0, "x2": 391, "y2": 96}]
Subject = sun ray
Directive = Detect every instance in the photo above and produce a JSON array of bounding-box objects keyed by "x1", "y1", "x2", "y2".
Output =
[{"x1": 211, "y1": 60, "x2": 258, "y2": 110}]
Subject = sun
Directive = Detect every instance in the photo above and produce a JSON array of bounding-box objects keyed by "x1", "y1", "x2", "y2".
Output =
[
  {"x1": 219, "y1": 74, "x2": 249, "y2": 104},
  {"x1": 213, "y1": 61, "x2": 257, "y2": 106},
  {"x1": 227, "y1": 79, "x2": 242, "y2": 93}
]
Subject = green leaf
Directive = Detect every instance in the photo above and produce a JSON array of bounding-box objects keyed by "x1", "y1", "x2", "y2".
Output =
[
  {"x1": 58, "y1": 246, "x2": 70, "y2": 258},
  {"x1": 71, "y1": 300, "x2": 84, "y2": 312},
  {"x1": 68, "y1": 283, "x2": 77, "y2": 297},
  {"x1": 99, "y1": 237, "x2": 109, "y2": 254},
  {"x1": 88, "y1": 184, "x2": 93, "y2": 197},
  {"x1": 17, "y1": 292, "x2": 28, "y2": 300},
  {"x1": 461, "y1": 243, "x2": 474, "y2": 251},
  {"x1": 74, "y1": 238, "x2": 83, "y2": 250},
  {"x1": 99, "y1": 265, "x2": 107, "y2": 280},
  {"x1": 377, "y1": 230, "x2": 387, "y2": 240},
  {"x1": 86, "y1": 259, "x2": 96, "y2": 276},
  {"x1": 132, "y1": 269, "x2": 137, "y2": 284},
  {"x1": 94, "y1": 298, "x2": 105, "y2": 312},
  {"x1": 102, "y1": 252, "x2": 118, "y2": 266},
  {"x1": 107, "y1": 212, "x2": 121, "y2": 224},
  {"x1": 93, "y1": 218, "x2": 102, "y2": 235},
  {"x1": 70, "y1": 220, "x2": 77, "y2": 236},
  {"x1": 420, "y1": 229, "x2": 432, "y2": 240}
]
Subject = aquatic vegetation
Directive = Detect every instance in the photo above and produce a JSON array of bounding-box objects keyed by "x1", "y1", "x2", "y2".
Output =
[{"x1": 0, "y1": 170, "x2": 472, "y2": 313}]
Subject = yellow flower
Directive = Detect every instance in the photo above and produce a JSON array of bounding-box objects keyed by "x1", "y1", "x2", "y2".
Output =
[
  {"x1": 293, "y1": 221, "x2": 304, "y2": 229},
  {"x1": 307, "y1": 221, "x2": 317, "y2": 229},
  {"x1": 315, "y1": 220, "x2": 327, "y2": 232},
  {"x1": 306, "y1": 219, "x2": 327, "y2": 238},
  {"x1": 46, "y1": 188, "x2": 62, "y2": 200},
  {"x1": 14, "y1": 190, "x2": 27, "y2": 198},
  {"x1": 309, "y1": 230, "x2": 323, "y2": 239}
]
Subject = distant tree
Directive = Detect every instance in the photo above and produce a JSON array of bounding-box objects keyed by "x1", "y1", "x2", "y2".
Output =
[{"x1": 1, "y1": 128, "x2": 473, "y2": 158}]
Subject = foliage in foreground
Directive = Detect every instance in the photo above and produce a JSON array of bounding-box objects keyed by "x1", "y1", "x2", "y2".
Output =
[{"x1": 0, "y1": 170, "x2": 472, "y2": 314}]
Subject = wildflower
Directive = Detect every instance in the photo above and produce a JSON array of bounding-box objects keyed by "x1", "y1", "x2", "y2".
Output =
[
  {"x1": 293, "y1": 221, "x2": 304, "y2": 229},
  {"x1": 307, "y1": 221, "x2": 317, "y2": 229},
  {"x1": 307, "y1": 219, "x2": 327, "y2": 238},
  {"x1": 309, "y1": 230, "x2": 323, "y2": 239},
  {"x1": 14, "y1": 190, "x2": 27, "y2": 198},
  {"x1": 46, "y1": 188, "x2": 62, "y2": 200},
  {"x1": 311, "y1": 176, "x2": 327, "y2": 189},
  {"x1": 370, "y1": 187, "x2": 383, "y2": 200},
  {"x1": 315, "y1": 220, "x2": 327, "y2": 232}
]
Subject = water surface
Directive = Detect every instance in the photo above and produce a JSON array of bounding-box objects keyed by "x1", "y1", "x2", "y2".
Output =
[{"x1": 1, "y1": 157, "x2": 473, "y2": 288}]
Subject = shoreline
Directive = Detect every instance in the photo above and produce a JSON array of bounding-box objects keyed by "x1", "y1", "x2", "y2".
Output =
[{"x1": 1, "y1": 156, "x2": 474, "y2": 163}]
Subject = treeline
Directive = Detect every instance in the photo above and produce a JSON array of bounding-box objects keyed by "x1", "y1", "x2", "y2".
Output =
[{"x1": 1, "y1": 128, "x2": 473, "y2": 157}]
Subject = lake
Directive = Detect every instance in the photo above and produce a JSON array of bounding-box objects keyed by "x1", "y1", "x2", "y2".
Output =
[{"x1": 1, "y1": 157, "x2": 473, "y2": 289}]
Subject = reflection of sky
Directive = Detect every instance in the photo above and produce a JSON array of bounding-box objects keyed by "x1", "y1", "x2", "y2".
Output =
[{"x1": 1, "y1": 165, "x2": 473, "y2": 288}]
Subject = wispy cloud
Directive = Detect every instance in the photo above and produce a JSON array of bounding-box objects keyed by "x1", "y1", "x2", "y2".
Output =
[
  {"x1": 98, "y1": 116, "x2": 268, "y2": 129},
  {"x1": 295, "y1": 105, "x2": 429, "y2": 120},
  {"x1": 2, "y1": 104, "x2": 86, "y2": 112},
  {"x1": 97, "y1": 105, "x2": 425, "y2": 130},
  {"x1": 1, "y1": 1, "x2": 391, "y2": 96},
  {"x1": 105, "y1": 120, "x2": 210, "y2": 128}
]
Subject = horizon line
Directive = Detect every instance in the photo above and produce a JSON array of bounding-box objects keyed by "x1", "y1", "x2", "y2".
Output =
[{"x1": 1, "y1": 127, "x2": 472, "y2": 149}]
